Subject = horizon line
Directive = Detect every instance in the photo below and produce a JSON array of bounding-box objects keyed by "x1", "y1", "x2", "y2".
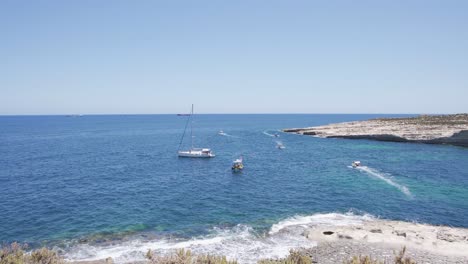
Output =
[{"x1": 0, "y1": 112, "x2": 464, "y2": 117}]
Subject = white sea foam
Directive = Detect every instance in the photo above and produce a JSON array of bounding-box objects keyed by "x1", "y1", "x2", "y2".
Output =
[
  {"x1": 63, "y1": 213, "x2": 376, "y2": 264},
  {"x1": 355, "y1": 166, "x2": 412, "y2": 197},
  {"x1": 269, "y1": 212, "x2": 375, "y2": 235}
]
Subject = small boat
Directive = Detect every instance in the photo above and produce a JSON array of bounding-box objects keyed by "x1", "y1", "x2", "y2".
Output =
[
  {"x1": 177, "y1": 104, "x2": 215, "y2": 158},
  {"x1": 276, "y1": 141, "x2": 285, "y2": 149},
  {"x1": 232, "y1": 157, "x2": 244, "y2": 172},
  {"x1": 177, "y1": 113, "x2": 190, "y2": 116},
  {"x1": 218, "y1": 130, "x2": 226, "y2": 136},
  {"x1": 274, "y1": 133, "x2": 280, "y2": 137},
  {"x1": 352, "y1": 161, "x2": 361, "y2": 168}
]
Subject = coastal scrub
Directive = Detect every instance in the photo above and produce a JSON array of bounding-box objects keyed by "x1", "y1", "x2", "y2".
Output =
[{"x1": 0, "y1": 242, "x2": 64, "y2": 264}]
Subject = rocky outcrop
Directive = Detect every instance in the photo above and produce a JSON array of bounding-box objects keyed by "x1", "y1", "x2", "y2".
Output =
[
  {"x1": 283, "y1": 114, "x2": 468, "y2": 147},
  {"x1": 301, "y1": 219, "x2": 468, "y2": 262}
]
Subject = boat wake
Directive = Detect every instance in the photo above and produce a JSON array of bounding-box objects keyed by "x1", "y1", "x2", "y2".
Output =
[
  {"x1": 354, "y1": 166, "x2": 412, "y2": 198},
  {"x1": 262, "y1": 130, "x2": 280, "y2": 137},
  {"x1": 62, "y1": 213, "x2": 374, "y2": 264},
  {"x1": 218, "y1": 132, "x2": 238, "y2": 138},
  {"x1": 275, "y1": 141, "x2": 285, "y2": 149}
]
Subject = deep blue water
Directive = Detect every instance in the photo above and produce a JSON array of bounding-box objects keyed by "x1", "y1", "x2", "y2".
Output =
[{"x1": 1, "y1": 114, "x2": 468, "y2": 259}]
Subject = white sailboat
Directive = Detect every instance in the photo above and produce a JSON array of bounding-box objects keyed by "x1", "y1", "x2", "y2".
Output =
[{"x1": 178, "y1": 104, "x2": 215, "y2": 158}]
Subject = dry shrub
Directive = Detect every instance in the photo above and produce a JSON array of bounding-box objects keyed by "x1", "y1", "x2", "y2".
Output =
[
  {"x1": 0, "y1": 243, "x2": 64, "y2": 264},
  {"x1": 346, "y1": 255, "x2": 382, "y2": 264},
  {"x1": 146, "y1": 249, "x2": 237, "y2": 264},
  {"x1": 257, "y1": 250, "x2": 312, "y2": 264},
  {"x1": 0, "y1": 242, "x2": 25, "y2": 264},
  {"x1": 345, "y1": 247, "x2": 416, "y2": 264},
  {"x1": 394, "y1": 247, "x2": 415, "y2": 264},
  {"x1": 30, "y1": 247, "x2": 64, "y2": 264}
]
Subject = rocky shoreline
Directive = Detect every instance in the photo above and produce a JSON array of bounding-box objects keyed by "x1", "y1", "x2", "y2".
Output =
[
  {"x1": 283, "y1": 114, "x2": 468, "y2": 147},
  {"x1": 68, "y1": 218, "x2": 468, "y2": 264},
  {"x1": 300, "y1": 219, "x2": 468, "y2": 264},
  {"x1": 303, "y1": 240, "x2": 468, "y2": 264}
]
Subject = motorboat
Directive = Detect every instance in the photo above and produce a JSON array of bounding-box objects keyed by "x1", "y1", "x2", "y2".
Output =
[
  {"x1": 232, "y1": 157, "x2": 244, "y2": 172},
  {"x1": 218, "y1": 130, "x2": 227, "y2": 136},
  {"x1": 352, "y1": 161, "x2": 361, "y2": 168},
  {"x1": 276, "y1": 141, "x2": 285, "y2": 149}
]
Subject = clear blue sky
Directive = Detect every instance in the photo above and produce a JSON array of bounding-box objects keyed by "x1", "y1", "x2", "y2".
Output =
[{"x1": 1, "y1": 0, "x2": 467, "y2": 114}]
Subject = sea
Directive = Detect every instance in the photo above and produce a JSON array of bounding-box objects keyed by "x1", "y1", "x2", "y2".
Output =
[{"x1": 1, "y1": 114, "x2": 467, "y2": 263}]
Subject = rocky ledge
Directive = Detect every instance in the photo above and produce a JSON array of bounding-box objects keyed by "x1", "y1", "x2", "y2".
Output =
[
  {"x1": 301, "y1": 218, "x2": 468, "y2": 263},
  {"x1": 283, "y1": 114, "x2": 468, "y2": 147}
]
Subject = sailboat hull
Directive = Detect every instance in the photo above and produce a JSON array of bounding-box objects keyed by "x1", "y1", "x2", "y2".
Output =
[{"x1": 178, "y1": 149, "x2": 215, "y2": 158}]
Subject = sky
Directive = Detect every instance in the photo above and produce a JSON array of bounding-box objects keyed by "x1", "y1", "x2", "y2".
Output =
[{"x1": 1, "y1": 0, "x2": 467, "y2": 115}]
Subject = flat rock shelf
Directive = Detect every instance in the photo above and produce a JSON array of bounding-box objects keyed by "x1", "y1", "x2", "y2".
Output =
[{"x1": 283, "y1": 114, "x2": 468, "y2": 147}]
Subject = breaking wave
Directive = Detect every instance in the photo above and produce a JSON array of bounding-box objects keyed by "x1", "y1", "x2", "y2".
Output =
[{"x1": 62, "y1": 213, "x2": 375, "y2": 264}]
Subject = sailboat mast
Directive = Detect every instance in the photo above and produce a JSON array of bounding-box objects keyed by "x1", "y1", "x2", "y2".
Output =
[{"x1": 190, "y1": 104, "x2": 194, "y2": 149}]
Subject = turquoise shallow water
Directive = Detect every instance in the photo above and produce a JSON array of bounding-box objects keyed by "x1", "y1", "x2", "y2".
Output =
[{"x1": 1, "y1": 114, "x2": 467, "y2": 262}]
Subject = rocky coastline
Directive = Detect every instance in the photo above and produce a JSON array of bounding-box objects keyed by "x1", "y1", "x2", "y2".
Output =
[
  {"x1": 68, "y1": 218, "x2": 468, "y2": 264},
  {"x1": 300, "y1": 218, "x2": 468, "y2": 264},
  {"x1": 283, "y1": 114, "x2": 468, "y2": 147}
]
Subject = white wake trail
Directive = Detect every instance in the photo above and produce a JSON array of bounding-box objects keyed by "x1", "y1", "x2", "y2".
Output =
[
  {"x1": 262, "y1": 130, "x2": 275, "y2": 137},
  {"x1": 355, "y1": 166, "x2": 412, "y2": 197},
  {"x1": 219, "y1": 133, "x2": 238, "y2": 138}
]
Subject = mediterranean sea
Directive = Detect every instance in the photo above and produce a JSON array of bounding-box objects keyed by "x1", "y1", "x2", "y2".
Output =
[{"x1": 1, "y1": 114, "x2": 467, "y2": 262}]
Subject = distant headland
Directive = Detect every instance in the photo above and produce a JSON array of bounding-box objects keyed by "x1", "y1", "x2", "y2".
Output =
[{"x1": 283, "y1": 114, "x2": 468, "y2": 147}]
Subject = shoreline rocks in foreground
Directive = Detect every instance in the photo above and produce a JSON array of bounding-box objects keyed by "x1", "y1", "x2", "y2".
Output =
[
  {"x1": 301, "y1": 219, "x2": 468, "y2": 263},
  {"x1": 67, "y1": 218, "x2": 468, "y2": 264},
  {"x1": 283, "y1": 114, "x2": 468, "y2": 147}
]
